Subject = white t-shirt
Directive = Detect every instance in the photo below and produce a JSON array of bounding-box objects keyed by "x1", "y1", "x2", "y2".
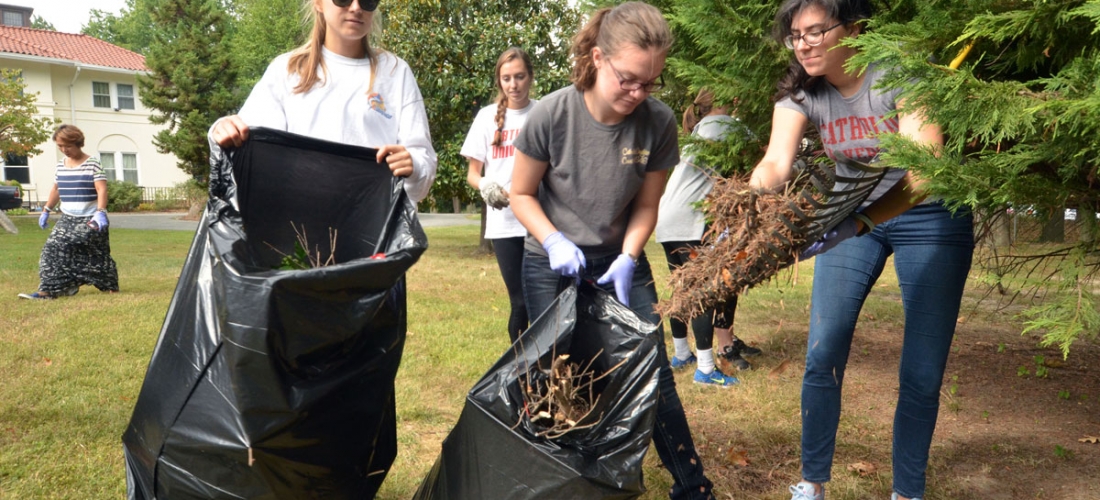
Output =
[
  {"x1": 460, "y1": 101, "x2": 536, "y2": 239},
  {"x1": 235, "y1": 48, "x2": 437, "y2": 203}
]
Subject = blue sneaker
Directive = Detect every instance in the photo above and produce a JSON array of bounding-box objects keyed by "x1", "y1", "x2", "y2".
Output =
[
  {"x1": 790, "y1": 481, "x2": 823, "y2": 500},
  {"x1": 692, "y1": 368, "x2": 739, "y2": 387},
  {"x1": 669, "y1": 354, "x2": 696, "y2": 370},
  {"x1": 18, "y1": 291, "x2": 55, "y2": 300}
]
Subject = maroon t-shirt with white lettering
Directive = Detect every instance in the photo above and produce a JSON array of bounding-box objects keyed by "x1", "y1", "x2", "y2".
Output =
[{"x1": 777, "y1": 64, "x2": 907, "y2": 206}]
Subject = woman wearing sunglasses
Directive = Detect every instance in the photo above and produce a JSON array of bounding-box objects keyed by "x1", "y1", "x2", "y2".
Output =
[
  {"x1": 511, "y1": 3, "x2": 715, "y2": 499},
  {"x1": 211, "y1": 0, "x2": 437, "y2": 203},
  {"x1": 749, "y1": 1, "x2": 974, "y2": 499}
]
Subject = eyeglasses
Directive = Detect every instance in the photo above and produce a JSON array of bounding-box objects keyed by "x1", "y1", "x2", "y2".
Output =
[
  {"x1": 783, "y1": 22, "x2": 844, "y2": 49},
  {"x1": 606, "y1": 59, "x2": 664, "y2": 93},
  {"x1": 332, "y1": 0, "x2": 379, "y2": 11}
]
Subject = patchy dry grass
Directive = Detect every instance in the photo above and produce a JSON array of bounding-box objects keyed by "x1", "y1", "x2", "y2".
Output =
[{"x1": 1, "y1": 218, "x2": 1097, "y2": 499}]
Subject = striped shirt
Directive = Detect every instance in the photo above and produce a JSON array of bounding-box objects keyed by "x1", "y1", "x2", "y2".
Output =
[{"x1": 57, "y1": 157, "x2": 106, "y2": 216}]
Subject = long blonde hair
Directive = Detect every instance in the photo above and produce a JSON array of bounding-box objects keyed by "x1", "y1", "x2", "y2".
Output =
[
  {"x1": 491, "y1": 47, "x2": 534, "y2": 147},
  {"x1": 570, "y1": 1, "x2": 672, "y2": 91},
  {"x1": 286, "y1": 0, "x2": 381, "y2": 94}
]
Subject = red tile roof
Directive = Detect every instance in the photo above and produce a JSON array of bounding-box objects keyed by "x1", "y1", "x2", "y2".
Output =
[{"x1": 0, "y1": 25, "x2": 146, "y2": 72}]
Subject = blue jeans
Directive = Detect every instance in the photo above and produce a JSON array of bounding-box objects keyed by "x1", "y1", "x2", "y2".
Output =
[
  {"x1": 523, "y1": 251, "x2": 714, "y2": 500},
  {"x1": 800, "y1": 202, "x2": 973, "y2": 499}
]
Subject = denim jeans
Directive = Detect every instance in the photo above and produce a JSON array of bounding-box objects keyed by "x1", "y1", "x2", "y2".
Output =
[
  {"x1": 799, "y1": 202, "x2": 973, "y2": 499},
  {"x1": 523, "y1": 250, "x2": 714, "y2": 500}
]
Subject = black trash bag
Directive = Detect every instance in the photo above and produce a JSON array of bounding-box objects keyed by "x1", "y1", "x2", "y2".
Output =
[
  {"x1": 122, "y1": 128, "x2": 428, "y2": 500},
  {"x1": 413, "y1": 283, "x2": 662, "y2": 500}
]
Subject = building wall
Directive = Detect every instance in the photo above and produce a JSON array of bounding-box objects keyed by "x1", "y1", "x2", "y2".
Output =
[{"x1": 1, "y1": 56, "x2": 189, "y2": 206}]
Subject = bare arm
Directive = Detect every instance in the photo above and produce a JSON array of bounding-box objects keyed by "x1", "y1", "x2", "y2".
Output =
[
  {"x1": 857, "y1": 99, "x2": 942, "y2": 229},
  {"x1": 44, "y1": 182, "x2": 59, "y2": 210},
  {"x1": 465, "y1": 158, "x2": 484, "y2": 190},
  {"x1": 94, "y1": 179, "x2": 108, "y2": 211},
  {"x1": 749, "y1": 107, "x2": 809, "y2": 190},
  {"x1": 622, "y1": 170, "x2": 666, "y2": 258},
  {"x1": 509, "y1": 150, "x2": 556, "y2": 243}
]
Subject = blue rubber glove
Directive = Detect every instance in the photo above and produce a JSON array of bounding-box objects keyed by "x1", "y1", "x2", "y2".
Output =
[
  {"x1": 541, "y1": 231, "x2": 585, "y2": 282},
  {"x1": 800, "y1": 216, "x2": 859, "y2": 260},
  {"x1": 38, "y1": 209, "x2": 50, "y2": 229},
  {"x1": 596, "y1": 253, "x2": 636, "y2": 307},
  {"x1": 91, "y1": 210, "x2": 109, "y2": 231}
]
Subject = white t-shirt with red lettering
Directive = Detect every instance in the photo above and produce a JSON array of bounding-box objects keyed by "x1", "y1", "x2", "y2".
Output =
[
  {"x1": 460, "y1": 101, "x2": 536, "y2": 239},
  {"x1": 776, "y1": 64, "x2": 908, "y2": 206}
]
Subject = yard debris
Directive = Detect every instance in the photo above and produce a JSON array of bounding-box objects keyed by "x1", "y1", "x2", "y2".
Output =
[
  {"x1": 657, "y1": 155, "x2": 886, "y2": 323},
  {"x1": 265, "y1": 222, "x2": 338, "y2": 269},
  {"x1": 516, "y1": 344, "x2": 628, "y2": 440},
  {"x1": 847, "y1": 461, "x2": 878, "y2": 476},
  {"x1": 1080, "y1": 435, "x2": 1099, "y2": 444}
]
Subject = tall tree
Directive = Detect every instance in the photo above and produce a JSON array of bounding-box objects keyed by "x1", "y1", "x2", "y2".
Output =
[
  {"x1": 139, "y1": 0, "x2": 241, "y2": 183},
  {"x1": 667, "y1": 0, "x2": 1100, "y2": 354},
  {"x1": 30, "y1": 16, "x2": 56, "y2": 31},
  {"x1": 0, "y1": 69, "x2": 56, "y2": 159},
  {"x1": 382, "y1": 0, "x2": 581, "y2": 213},
  {"x1": 229, "y1": 0, "x2": 306, "y2": 90},
  {"x1": 83, "y1": 0, "x2": 159, "y2": 54}
]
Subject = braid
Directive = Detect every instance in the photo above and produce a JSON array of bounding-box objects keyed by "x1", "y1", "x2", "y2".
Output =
[{"x1": 492, "y1": 93, "x2": 508, "y2": 147}]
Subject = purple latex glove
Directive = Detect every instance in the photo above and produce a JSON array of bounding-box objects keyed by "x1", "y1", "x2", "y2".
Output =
[
  {"x1": 800, "y1": 216, "x2": 858, "y2": 260},
  {"x1": 91, "y1": 210, "x2": 109, "y2": 231},
  {"x1": 596, "y1": 253, "x2": 636, "y2": 307},
  {"x1": 541, "y1": 231, "x2": 585, "y2": 282},
  {"x1": 38, "y1": 209, "x2": 50, "y2": 229}
]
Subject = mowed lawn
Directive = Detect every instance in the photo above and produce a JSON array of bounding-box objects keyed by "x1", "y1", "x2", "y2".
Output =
[{"x1": 1, "y1": 215, "x2": 1095, "y2": 499}]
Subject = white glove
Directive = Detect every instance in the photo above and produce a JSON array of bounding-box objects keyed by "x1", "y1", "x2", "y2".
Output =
[{"x1": 479, "y1": 178, "x2": 510, "y2": 209}]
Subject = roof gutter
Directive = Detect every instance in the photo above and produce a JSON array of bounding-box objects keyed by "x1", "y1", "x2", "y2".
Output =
[{"x1": 69, "y1": 62, "x2": 82, "y2": 125}]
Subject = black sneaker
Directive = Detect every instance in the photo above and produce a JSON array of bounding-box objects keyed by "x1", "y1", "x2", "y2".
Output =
[
  {"x1": 59, "y1": 286, "x2": 79, "y2": 297},
  {"x1": 732, "y1": 338, "x2": 762, "y2": 357},
  {"x1": 719, "y1": 345, "x2": 752, "y2": 371}
]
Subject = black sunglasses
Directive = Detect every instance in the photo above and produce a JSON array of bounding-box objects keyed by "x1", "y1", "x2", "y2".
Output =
[{"x1": 332, "y1": 0, "x2": 379, "y2": 11}]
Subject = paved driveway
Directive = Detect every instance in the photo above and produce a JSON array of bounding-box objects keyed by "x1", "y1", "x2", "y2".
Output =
[{"x1": 107, "y1": 212, "x2": 479, "y2": 231}]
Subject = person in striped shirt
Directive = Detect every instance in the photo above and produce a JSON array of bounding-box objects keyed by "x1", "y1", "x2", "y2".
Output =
[{"x1": 19, "y1": 124, "x2": 118, "y2": 300}]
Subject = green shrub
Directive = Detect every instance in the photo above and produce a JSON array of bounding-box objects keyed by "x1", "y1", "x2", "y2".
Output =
[
  {"x1": 176, "y1": 179, "x2": 207, "y2": 208},
  {"x1": 107, "y1": 180, "x2": 142, "y2": 212},
  {"x1": 136, "y1": 202, "x2": 156, "y2": 212},
  {"x1": 5, "y1": 208, "x2": 28, "y2": 216}
]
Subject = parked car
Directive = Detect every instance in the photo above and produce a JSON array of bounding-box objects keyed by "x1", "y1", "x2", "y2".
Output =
[{"x1": 0, "y1": 185, "x2": 21, "y2": 211}]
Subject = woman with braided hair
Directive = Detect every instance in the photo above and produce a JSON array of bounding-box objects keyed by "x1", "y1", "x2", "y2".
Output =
[{"x1": 462, "y1": 47, "x2": 537, "y2": 343}]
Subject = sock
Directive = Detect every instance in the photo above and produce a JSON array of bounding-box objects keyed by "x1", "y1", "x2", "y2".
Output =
[
  {"x1": 697, "y1": 349, "x2": 715, "y2": 374},
  {"x1": 673, "y1": 337, "x2": 692, "y2": 360}
]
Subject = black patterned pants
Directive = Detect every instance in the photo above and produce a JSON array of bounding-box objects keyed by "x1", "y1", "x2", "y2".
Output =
[{"x1": 39, "y1": 213, "x2": 119, "y2": 293}]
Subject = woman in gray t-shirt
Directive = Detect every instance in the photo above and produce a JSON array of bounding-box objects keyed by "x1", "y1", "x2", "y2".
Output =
[
  {"x1": 511, "y1": 3, "x2": 715, "y2": 499},
  {"x1": 750, "y1": 1, "x2": 974, "y2": 500}
]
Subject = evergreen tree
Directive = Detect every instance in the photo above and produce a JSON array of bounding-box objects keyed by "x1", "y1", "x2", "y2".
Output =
[
  {"x1": 138, "y1": 0, "x2": 241, "y2": 183},
  {"x1": 666, "y1": 0, "x2": 1100, "y2": 353},
  {"x1": 382, "y1": 0, "x2": 581, "y2": 212}
]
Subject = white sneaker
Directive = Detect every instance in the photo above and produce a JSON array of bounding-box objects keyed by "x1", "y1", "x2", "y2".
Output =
[
  {"x1": 790, "y1": 481, "x2": 824, "y2": 500},
  {"x1": 891, "y1": 493, "x2": 921, "y2": 500}
]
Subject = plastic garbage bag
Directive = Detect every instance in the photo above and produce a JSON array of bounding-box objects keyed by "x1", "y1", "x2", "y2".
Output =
[
  {"x1": 123, "y1": 128, "x2": 427, "y2": 499},
  {"x1": 413, "y1": 283, "x2": 662, "y2": 500}
]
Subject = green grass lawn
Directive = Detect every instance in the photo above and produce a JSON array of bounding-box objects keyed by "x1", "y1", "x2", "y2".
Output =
[{"x1": 2, "y1": 215, "x2": 1090, "y2": 499}]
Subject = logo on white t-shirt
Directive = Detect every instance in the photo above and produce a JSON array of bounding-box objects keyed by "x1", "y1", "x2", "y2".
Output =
[{"x1": 368, "y1": 93, "x2": 393, "y2": 119}]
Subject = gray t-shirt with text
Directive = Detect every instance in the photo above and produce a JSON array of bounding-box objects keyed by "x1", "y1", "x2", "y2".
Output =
[
  {"x1": 514, "y1": 85, "x2": 679, "y2": 258},
  {"x1": 776, "y1": 64, "x2": 907, "y2": 206}
]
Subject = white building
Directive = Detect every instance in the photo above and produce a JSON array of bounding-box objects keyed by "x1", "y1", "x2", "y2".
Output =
[{"x1": 0, "y1": 22, "x2": 187, "y2": 206}]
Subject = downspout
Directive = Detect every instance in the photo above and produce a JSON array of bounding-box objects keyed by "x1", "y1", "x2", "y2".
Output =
[{"x1": 68, "y1": 63, "x2": 82, "y2": 125}]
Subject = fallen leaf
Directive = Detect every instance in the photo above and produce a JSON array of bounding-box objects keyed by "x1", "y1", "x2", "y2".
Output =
[
  {"x1": 721, "y1": 268, "x2": 733, "y2": 287},
  {"x1": 734, "y1": 251, "x2": 748, "y2": 261},
  {"x1": 956, "y1": 316, "x2": 967, "y2": 324},
  {"x1": 768, "y1": 359, "x2": 791, "y2": 379},
  {"x1": 42, "y1": 357, "x2": 52, "y2": 366},
  {"x1": 1080, "y1": 435, "x2": 1099, "y2": 444},
  {"x1": 726, "y1": 449, "x2": 750, "y2": 467},
  {"x1": 689, "y1": 248, "x2": 698, "y2": 259},
  {"x1": 847, "y1": 461, "x2": 877, "y2": 476}
]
